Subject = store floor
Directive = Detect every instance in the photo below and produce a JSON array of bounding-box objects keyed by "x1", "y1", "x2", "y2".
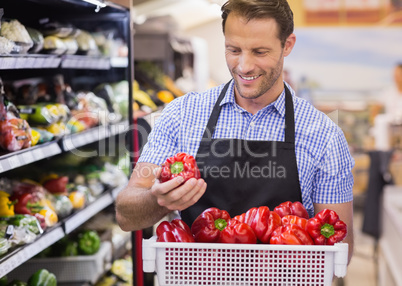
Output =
[{"x1": 333, "y1": 208, "x2": 378, "y2": 286}]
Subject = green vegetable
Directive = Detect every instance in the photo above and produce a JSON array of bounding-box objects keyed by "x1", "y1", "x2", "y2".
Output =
[
  {"x1": 77, "y1": 230, "x2": 100, "y2": 255},
  {"x1": 7, "y1": 280, "x2": 27, "y2": 286},
  {"x1": 27, "y1": 269, "x2": 56, "y2": 286},
  {"x1": 0, "y1": 275, "x2": 7, "y2": 286},
  {"x1": 7, "y1": 215, "x2": 42, "y2": 235},
  {"x1": 61, "y1": 240, "x2": 78, "y2": 257}
]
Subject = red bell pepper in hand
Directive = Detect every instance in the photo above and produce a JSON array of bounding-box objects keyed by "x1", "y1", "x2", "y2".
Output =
[
  {"x1": 306, "y1": 209, "x2": 347, "y2": 245},
  {"x1": 273, "y1": 201, "x2": 309, "y2": 219},
  {"x1": 281, "y1": 215, "x2": 308, "y2": 230},
  {"x1": 160, "y1": 152, "x2": 201, "y2": 183},
  {"x1": 156, "y1": 219, "x2": 195, "y2": 242},
  {"x1": 270, "y1": 224, "x2": 314, "y2": 245},
  {"x1": 233, "y1": 206, "x2": 281, "y2": 244},
  {"x1": 191, "y1": 207, "x2": 257, "y2": 244}
]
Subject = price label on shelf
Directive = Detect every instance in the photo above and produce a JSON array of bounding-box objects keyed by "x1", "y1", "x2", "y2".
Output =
[
  {"x1": 15, "y1": 57, "x2": 26, "y2": 69},
  {"x1": 48, "y1": 143, "x2": 61, "y2": 155},
  {"x1": 25, "y1": 57, "x2": 36, "y2": 68},
  {"x1": 8, "y1": 156, "x2": 21, "y2": 169},
  {"x1": 32, "y1": 147, "x2": 44, "y2": 160},
  {"x1": 22, "y1": 151, "x2": 35, "y2": 165}
]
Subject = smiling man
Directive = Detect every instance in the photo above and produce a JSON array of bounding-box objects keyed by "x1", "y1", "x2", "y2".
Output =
[{"x1": 116, "y1": 0, "x2": 355, "y2": 263}]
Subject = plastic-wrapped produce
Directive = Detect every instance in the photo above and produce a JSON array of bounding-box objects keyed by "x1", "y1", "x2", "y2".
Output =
[
  {"x1": 0, "y1": 117, "x2": 32, "y2": 151},
  {"x1": 0, "y1": 19, "x2": 33, "y2": 53},
  {"x1": 26, "y1": 27, "x2": 44, "y2": 54},
  {"x1": 75, "y1": 30, "x2": 99, "y2": 56},
  {"x1": 0, "y1": 36, "x2": 16, "y2": 54},
  {"x1": 42, "y1": 35, "x2": 66, "y2": 55}
]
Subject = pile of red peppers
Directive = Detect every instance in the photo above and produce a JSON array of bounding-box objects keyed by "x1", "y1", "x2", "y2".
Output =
[{"x1": 156, "y1": 201, "x2": 348, "y2": 246}]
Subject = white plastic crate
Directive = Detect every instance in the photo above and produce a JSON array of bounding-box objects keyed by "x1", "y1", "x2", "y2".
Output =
[
  {"x1": 8, "y1": 241, "x2": 112, "y2": 284},
  {"x1": 143, "y1": 237, "x2": 348, "y2": 286}
]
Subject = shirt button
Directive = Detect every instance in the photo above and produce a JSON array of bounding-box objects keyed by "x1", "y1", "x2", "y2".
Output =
[{"x1": 250, "y1": 122, "x2": 255, "y2": 127}]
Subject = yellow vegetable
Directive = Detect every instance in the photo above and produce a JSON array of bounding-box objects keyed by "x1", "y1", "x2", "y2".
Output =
[
  {"x1": 0, "y1": 190, "x2": 14, "y2": 217},
  {"x1": 157, "y1": 90, "x2": 175, "y2": 104},
  {"x1": 30, "y1": 128, "x2": 40, "y2": 146},
  {"x1": 39, "y1": 207, "x2": 58, "y2": 227},
  {"x1": 68, "y1": 191, "x2": 85, "y2": 209}
]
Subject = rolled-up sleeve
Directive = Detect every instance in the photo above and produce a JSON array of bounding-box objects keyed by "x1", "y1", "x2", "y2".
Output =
[
  {"x1": 312, "y1": 126, "x2": 355, "y2": 204},
  {"x1": 137, "y1": 99, "x2": 182, "y2": 166}
]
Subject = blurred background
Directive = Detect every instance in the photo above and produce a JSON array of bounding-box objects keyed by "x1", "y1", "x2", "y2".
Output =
[{"x1": 129, "y1": 1, "x2": 402, "y2": 285}]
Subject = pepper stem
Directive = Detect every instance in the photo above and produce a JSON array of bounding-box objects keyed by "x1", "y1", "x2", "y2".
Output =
[
  {"x1": 170, "y1": 162, "x2": 184, "y2": 174},
  {"x1": 214, "y1": 218, "x2": 227, "y2": 231},
  {"x1": 321, "y1": 223, "x2": 335, "y2": 238}
]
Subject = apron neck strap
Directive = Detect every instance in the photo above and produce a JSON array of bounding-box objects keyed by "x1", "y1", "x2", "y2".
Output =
[{"x1": 202, "y1": 81, "x2": 295, "y2": 143}]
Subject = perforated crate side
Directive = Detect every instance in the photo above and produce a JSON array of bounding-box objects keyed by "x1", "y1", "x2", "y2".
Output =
[{"x1": 143, "y1": 238, "x2": 348, "y2": 286}]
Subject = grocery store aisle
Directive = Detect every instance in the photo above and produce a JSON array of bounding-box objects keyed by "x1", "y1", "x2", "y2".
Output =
[{"x1": 333, "y1": 208, "x2": 378, "y2": 286}]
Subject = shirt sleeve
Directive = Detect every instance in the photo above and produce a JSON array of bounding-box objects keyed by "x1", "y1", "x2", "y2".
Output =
[
  {"x1": 312, "y1": 126, "x2": 355, "y2": 204},
  {"x1": 137, "y1": 98, "x2": 182, "y2": 166}
]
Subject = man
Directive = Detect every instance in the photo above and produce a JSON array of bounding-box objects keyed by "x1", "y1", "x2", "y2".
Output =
[{"x1": 116, "y1": 0, "x2": 354, "y2": 262}]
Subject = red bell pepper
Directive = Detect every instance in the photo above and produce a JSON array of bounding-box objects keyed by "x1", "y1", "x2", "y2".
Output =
[
  {"x1": 156, "y1": 219, "x2": 195, "y2": 242},
  {"x1": 42, "y1": 176, "x2": 69, "y2": 194},
  {"x1": 233, "y1": 206, "x2": 282, "y2": 244},
  {"x1": 191, "y1": 207, "x2": 257, "y2": 244},
  {"x1": 270, "y1": 224, "x2": 314, "y2": 245},
  {"x1": 160, "y1": 152, "x2": 201, "y2": 183},
  {"x1": 281, "y1": 215, "x2": 308, "y2": 230},
  {"x1": 219, "y1": 219, "x2": 257, "y2": 244},
  {"x1": 11, "y1": 193, "x2": 43, "y2": 215},
  {"x1": 273, "y1": 201, "x2": 309, "y2": 219},
  {"x1": 306, "y1": 209, "x2": 347, "y2": 245}
]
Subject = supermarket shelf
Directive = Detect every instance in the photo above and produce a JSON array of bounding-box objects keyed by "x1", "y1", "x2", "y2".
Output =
[
  {"x1": 63, "y1": 191, "x2": 114, "y2": 234},
  {"x1": 0, "y1": 185, "x2": 124, "y2": 277},
  {"x1": 0, "y1": 55, "x2": 128, "y2": 70},
  {"x1": 0, "y1": 226, "x2": 65, "y2": 277},
  {"x1": 61, "y1": 55, "x2": 111, "y2": 70},
  {"x1": 0, "y1": 121, "x2": 130, "y2": 174},
  {"x1": 0, "y1": 54, "x2": 61, "y2": 70},
  {"x1": 61, "y1": 125, "x2": 110, "y2": 151},
  {"x1": 0, "y1": 141, "x2": 62, "y2": 174}
]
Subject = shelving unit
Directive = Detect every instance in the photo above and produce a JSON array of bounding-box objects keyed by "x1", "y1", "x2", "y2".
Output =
[{"x1": 0, "y1": 0, "x2": 133, "y2": 282}]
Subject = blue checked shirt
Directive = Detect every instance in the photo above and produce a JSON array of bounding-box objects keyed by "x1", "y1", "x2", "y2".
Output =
[{"x1": 138, "y1": 81, "x2": 355, "y2": 217}]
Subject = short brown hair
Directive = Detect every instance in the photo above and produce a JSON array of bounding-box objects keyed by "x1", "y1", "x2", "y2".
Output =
[{"x1": 221, "y1": 0, "x2": 294, "y2": 47}]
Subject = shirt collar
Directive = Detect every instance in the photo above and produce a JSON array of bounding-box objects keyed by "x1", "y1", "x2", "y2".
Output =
[{"x1": 219, "y1": 80, "x2": 291, "y2": 117}]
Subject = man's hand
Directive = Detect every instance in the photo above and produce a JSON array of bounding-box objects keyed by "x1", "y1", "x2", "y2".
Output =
[{"x1": 151, "y1": 167, "x2": 207, "y2": 211}]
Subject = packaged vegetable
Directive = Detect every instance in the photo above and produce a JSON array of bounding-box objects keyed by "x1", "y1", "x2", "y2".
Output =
[
  {"x1": 0, "y1": 19, "x2": 33, "y2": 52},
  {"x1": 42, "y1": 35, "x2": 66, "y2": 55},
  {"x1": 26, "y1": 27, "x2": 44, "y2": 54},
  {"x1": 0, "y1": 190, "x2": 14, "y2": 217},
  {"x1": 0, "y1": 118, "x2": 32, "y2": 152}
]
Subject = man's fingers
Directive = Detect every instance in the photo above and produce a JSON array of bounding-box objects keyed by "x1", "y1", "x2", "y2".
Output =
[
  {"x1": 151, "y1": 175, "x2": 185, "y2": 196},
  {"x1": 169, "y1": 179, "x2": 207, "y2": 211}
]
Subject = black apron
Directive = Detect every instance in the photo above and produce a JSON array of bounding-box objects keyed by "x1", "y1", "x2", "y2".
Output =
[{"x1": 181, "y1": 81, "x2": 302, "y2": 226}]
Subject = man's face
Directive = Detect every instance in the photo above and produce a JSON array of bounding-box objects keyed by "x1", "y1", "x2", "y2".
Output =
[{"x1": 224, "y1": 13, "x2": 295, "y2": 103}]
